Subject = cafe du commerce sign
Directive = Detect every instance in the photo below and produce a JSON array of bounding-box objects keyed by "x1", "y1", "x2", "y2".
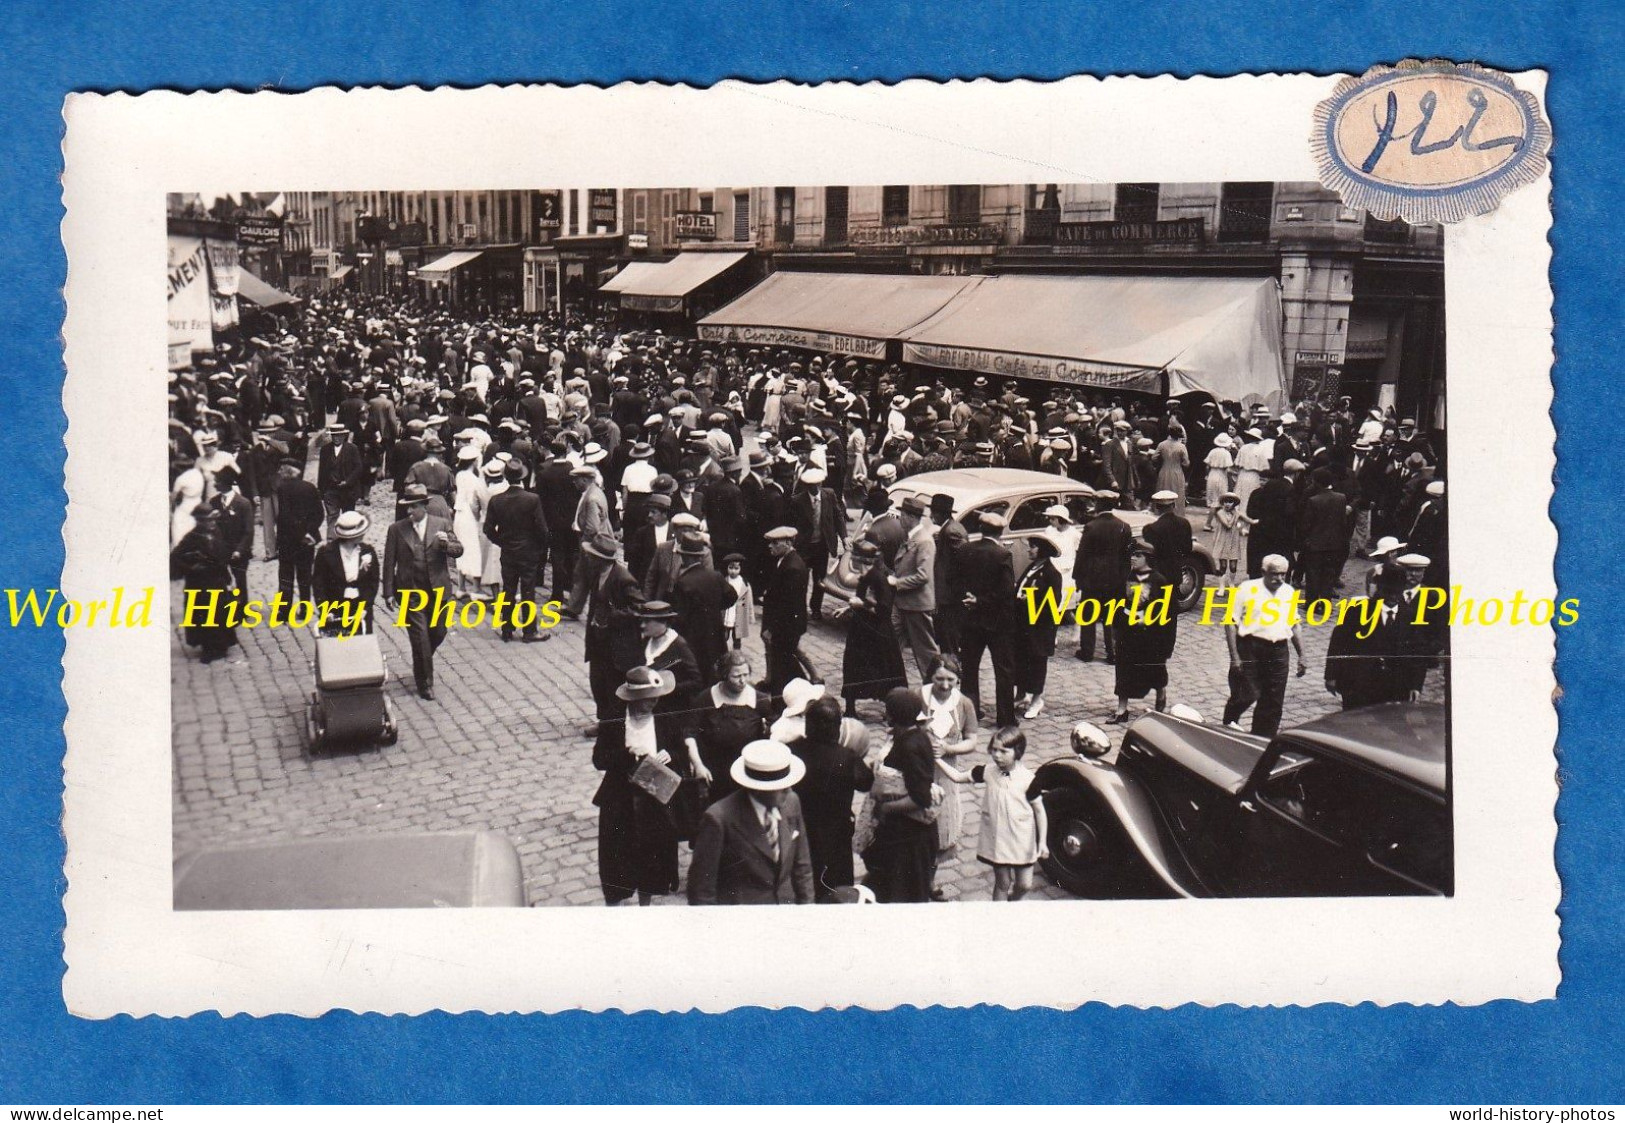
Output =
[
  {"x1": 1056, "y1": 217, "x2": 1205, "y2": 247},
  {"x1": 849, "y1": 222, "x2": 1005, "y2": 248}
]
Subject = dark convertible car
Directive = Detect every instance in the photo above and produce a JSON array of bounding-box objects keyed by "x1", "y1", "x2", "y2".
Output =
[{"x1": 1035, "y1": 703, "x2": 1451, "y2": 898}]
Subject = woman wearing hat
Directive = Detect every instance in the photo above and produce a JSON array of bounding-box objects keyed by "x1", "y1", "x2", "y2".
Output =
[
  {"x1": 1153, "y1": 424, "x2": 1191, "y2": 516},
  {"x1": 1203, "y1": 433, "x2": 1236, "y2": 529},
  {"x1": 311, "y1": 510, "x2": 379, "y2": 634},
  {"x1": 634, "y1": 601, "x2": 702, "y2": 716},
  {"x1": 840, "y1": 539, "x2": 908, "y2": 719},
  {"x1": 593, "y1": 666, "x2": 684, "y2": 906},
  {"x1": 170, "y1": 506, "x2": 240, "y2": 665},
  {"x1": 474, "y1": 457, "x2": 509, "y2": 597},
  {"x1": 1013, "y1": 531, "x2": 1066, "y2": 720},
  {"x1": 451, "y1": 445, "x2": 486, "y2": 599},
  {"x1": 1233, "y1": 427, "x2": 1270, "y2": 510},
  {"x1": 862, "y1": 686, "x2": 942, "y2": 904}
]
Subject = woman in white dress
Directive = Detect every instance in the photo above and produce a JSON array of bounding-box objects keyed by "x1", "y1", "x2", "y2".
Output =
[
  {"x1": 1202, "y1": 433, "x2": 1236, "y2": 529},
  {"x1": 451, "y1": 447, "x2": 486, "y2": 597},
  {"x1": 915, "y1": 655, "x2": 980, "y2": 898},
  {"x1": 760, "y1": 371, "x2": 786, "y2": 434},
  {"x1": 170, "y1": 454, "x2": 206, "y2": 548},
  {"x1": 474, "y1": 457, "x2": 508, "y2": 598},
  {"x1": 1232, "y1": 428, "x2": 1270, "y2": 511}
]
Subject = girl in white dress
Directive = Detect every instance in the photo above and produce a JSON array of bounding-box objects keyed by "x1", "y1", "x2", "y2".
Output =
[{"x1": 939, "y1": 726, "x2": 1050, "y2": 901}]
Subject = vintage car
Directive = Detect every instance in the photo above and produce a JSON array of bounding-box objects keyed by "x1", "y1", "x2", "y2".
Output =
[
  {"x1": 1035, "y1": 702, "x2": 1451, "y2": 898},
  {"x1": 173, "y1": 830, "x2": 529, "y2": 910},
  {"x1": 823, "y1": 468, "x2": 1216, "y2": 613}
]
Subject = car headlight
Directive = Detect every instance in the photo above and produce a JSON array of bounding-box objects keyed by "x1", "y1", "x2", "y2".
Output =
[{"x1": 1071, "y1": 720, "x2": 1111, "y2": 758}]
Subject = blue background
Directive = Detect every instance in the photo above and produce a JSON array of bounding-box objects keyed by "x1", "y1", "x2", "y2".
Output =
[{"x1": 1, "y1": 0, "x2": 1619, "y2": 1104}]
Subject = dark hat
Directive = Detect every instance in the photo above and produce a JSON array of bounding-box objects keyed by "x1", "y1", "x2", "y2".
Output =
[
  {"x1": 850, "y1": 539, "x2": 880, "y2": 561},
  {"x1": 929, "y1": 493, "x2": 955, "y2": 513},
  {"x1": 581, "y1": 532, "x2": 620, "y2": 561},
  {"x1": 722, "y1": 552, "x2": 747, "y2": 565},
  {"x1": 278, "y1": 456, "x2": 302, "y2": 469},
  {"x1": 676, "y1": 538, "x2": 709, "y2": 556},
  {"x1": 615, "y1": 665, "x2": 676, "y2": 702},
  {"x1": 646, "y1": 493, "x2": 673, "y2": 511},
  {"x1": 399, "y1": 483, "x2": 430, "y2": 505},
  {"x1": 899, "y1": 495, "x2": 929, "y2": 516}
]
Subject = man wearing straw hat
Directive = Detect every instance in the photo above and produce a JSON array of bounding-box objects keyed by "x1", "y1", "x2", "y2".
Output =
[
  {"x1": 312, "y1": 510, "x2": 379, "y2": 635},
  {"x1": 688, "y1": 739, "x2": 815, "y2": 906}
]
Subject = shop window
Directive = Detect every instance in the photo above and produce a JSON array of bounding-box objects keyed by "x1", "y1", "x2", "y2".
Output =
[
  {"x1": 1114, "y1": 183, "x2": 1160, "y2": 225},
  {"x1": 699, "y1": 193, "x2": 713, "y2": 213},
  {"x1": 633, "y1": 193, "x2": 648, "y2": 234},
  {"x1": 824, "y1": 186, "x2": 849, "y2": 245},
  {"x1": 1218, "y1": 182, "x2": 1274, "y2": 242},
  {"x1": 775, "y1": 187, "x2": 796, "y2": 244},
  {"x1": 882, "y1": 185, "x2": 910, "y2": 227},
  {"x1": 733, "y1": 192, "x2": 750, "y2": 241},
  {"x1": 947, "y1": 184, "x2": 982, "y2": 225}
]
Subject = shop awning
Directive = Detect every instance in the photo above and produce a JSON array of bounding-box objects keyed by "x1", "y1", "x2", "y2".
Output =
[
  {"x1": 237, "y1": 267, "x2": 299, "y2": 309},
  {"x1": 329, "y1": 264, "x2": 353, "y2": 281},
  {"x1": 899, "y1": 274, "x2": 1287, "y2": 405},
  {"x1": 603, "y1": 252, "x2": 748, "y2": 312},
  {"x1": 415, "y1": 250, "x2": 484, "y2": 281},
  {"x1": 599, "y1": 261, "x2": 665, "y2": 294},
  {"x1": 697, "y1": 272, "x2": 978, "y2": 359}
]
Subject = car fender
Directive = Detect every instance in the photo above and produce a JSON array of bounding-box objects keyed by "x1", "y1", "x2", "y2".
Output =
[{"x1": 1034, "y1": 756, "x2": 1205, "y2": 898}]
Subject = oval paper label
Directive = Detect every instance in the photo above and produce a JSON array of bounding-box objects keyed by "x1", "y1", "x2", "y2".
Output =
[{"x1": 1312, "y1": 60, "x2": 1550, "y2": 222}]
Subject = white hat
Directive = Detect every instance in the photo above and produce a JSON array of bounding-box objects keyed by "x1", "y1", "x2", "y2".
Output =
[
  {"x1": 671, "y1": 513, "x2": 702, "y2": 530},
  {"x1": 799, "y1": 467, "x2": 827, "y2": 485},
  {"x1": 1396, "y1": 553, "x2": 1432, "y2": 568},
  {"x1": 1044, "y1": 504, "x2": 1073, "y2": 523},
  {"x1": 1245, "y1": 427, "x2": 1264, "y2": 439},
  {"x1": 779, "y1": 678, "x2": 826, "y2": 717},
  {"x1": 1280, "y1": 411, "x2": 1297, "y2": 424},
  {"x1": 1213, "y1": 433, "x2": 1234, "y2": 449},
  {"x1": 730, "y1": 739, "x2": 806, "y2": 792},
  {"x1": 1425, "y1": 480, "x2": 1445, "y2": 496},
  {"x1": 456, "y1": 445, "x2": 480, "y2": 462},
  {"x1": 1151, "y1": 490, "x2": 1179, "y2": 503},
  {"x1": 1369, "y1": 536, "x2": 1406, "y2": 557},
  {"x1": 875, "y1": 463, "x2": 898, "y2": 480},
  {"x1": 583, "y1": 443, "x2": 608, "y2": 465}
]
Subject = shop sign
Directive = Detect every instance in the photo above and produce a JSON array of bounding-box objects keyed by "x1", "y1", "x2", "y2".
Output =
[
  {"x1": 236, "y1": 215, "x2": 284, "y2": 245},
  {"x1": 589, "y1": 189, "x2": 618, "y2": 229},
  {"x1": 621, "y1": 293, "x2": 684, "y2": 313},
  {"x1": 534, "y1": 191, "x2": 563, "y2": 234},
  {"x1": 1294, "y1": 350, "x2": 1345, "y2": 365},
  {"x1": 902, "y1": 341, "x2": 1159, "y2": 391},
  {"x1": 1055, "y1": 216, "x2": 1204, "y2": 246},
  {"x1": 626, "y1": 233, "x2": 650, "y2": 250},
  {"x1": 849, "y1": 222, "x2": 1004, "y2": 247},
  {"x1": 675, "y1": 211, "x2": 718, "y2": 241},
  {"x1": 697, "y1": 323, "x2": 886, "y2": 358}
]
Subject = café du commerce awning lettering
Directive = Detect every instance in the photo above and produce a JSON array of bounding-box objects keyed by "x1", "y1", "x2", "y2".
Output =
[
  {"x1": 697, "y1": 271, "x2": 978, "y2": 359},
  {"x1": 899, "y1": 273, "x2": 1287, "y2": 403},
  {"x1": 600, "y1": 252, "x2": 747, "y2": 313}
]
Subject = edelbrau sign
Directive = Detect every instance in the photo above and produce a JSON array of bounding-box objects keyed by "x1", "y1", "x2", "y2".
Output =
[
  {"x1": 696, "y1": 323, "x2": 887, "y2": 358},
  {"x1": 902, "y1": 342, "x2": 1158, "y2": 389}
]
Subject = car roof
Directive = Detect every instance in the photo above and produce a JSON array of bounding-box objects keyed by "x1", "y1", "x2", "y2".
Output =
[
  {"x1": 173, "y1": 830, "x2": 527, "y2": 910},
  {"x1": 891, "y1": 468, "x2": 1093, "y2": 510},
  {"x1": 1276, "y1": 703, "x2": 1447, "y2": 795}
]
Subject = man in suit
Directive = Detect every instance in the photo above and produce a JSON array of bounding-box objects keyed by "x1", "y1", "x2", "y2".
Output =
[
  {"x1": 956, "y1": 511, "x2": 1019, "y2": 726},
  {"x1": 1073, "y1": 492, "x2": 1132, "y2": 663},
  {"x1": 688, "y1": 740, "x2": 815, "y2": 906},
  {"x1": 311, "y1": 510, "x2": 380, "y2": 634},
  {"x1": 403, "y1": 434, "x2": 455, "y2": 512},
  {"x1": 790, "y1": 466, "x2": 846, "y2": 620},
  {"x1": 1142, "y1": 490, "x2": 1193, "y2": 590},
  {"x1": 927, "y1": 492, "x2": 968, "y2": 656},
  {"x1": 1296, "y1": 468, "x2": 1352, "y2": 602},
  {"x1": 483, "y1": 460, "x2": 552, "y2": 643},
  {"x1": 1246, "y1": 462, "x2": 1303, "y2": 579},
  {"x1": 1099, "y1": 421, "x2": 1137, "y2": 509},
  {"x1": 703, "y1": 456, "x2": 749, "y2": 568},
  {"x1": 247, "y1": 417, "x2": 293, "y2": 561},
  {"x1": 272, "y1": 458, "x2": 323, "y2": 604},
  {"x1": 887, "y1": 495, "x2": 940, "y2": 683},
  {"x1": 381, "y1": 483, "x2": 465, "y2": 700},
  {"x1": 862, "y1": 492, "x2": 907, "y2": 567},
  {"x1": 535, "y1": 439, "x2": 580, "y2": 607},
  {"x1": 385, "y1": 419, "x2": 428, "y2": 519},
  {"x1": 671, "y1": 538, "x2": 736, "y2": 687},
  {"x1": 561, "y1": 464, "x2": 613, "y2": 618},
  {"x1": 760, "y1": 526, "x2": 810, "y2": 695},
  {"x1": 209, "y1": 466, "x2": 255, "y2": 595},
  {"x1": 580, "y1": 531, "x2": 645, "y2": 730},
  {"x1": 317, "y1": 423, "x2": 365, "y2": 538}
]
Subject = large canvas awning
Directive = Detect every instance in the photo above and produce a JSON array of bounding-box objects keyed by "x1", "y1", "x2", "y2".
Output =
[
  {"x1": 900, "y1": 274, "x2": 1287, "y2": 405},
  {"x1": 237, "y1": 267, "x2": 299, "y2": 309},
  {"x1": 697, "y1": 272, "x2": 978, "y2": 359},
  {"x1": 602, "y1": 252, "x2": 748, "y2": 312},
  {"x1": 415, "y1": 250, "x2": 484, "y2": 281}
]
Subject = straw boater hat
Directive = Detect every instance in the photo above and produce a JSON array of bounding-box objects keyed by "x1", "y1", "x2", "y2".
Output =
[
  {"x1": 332, "y1": 511, "x2": 370, "y2": 540},
  {"x1": 481, "y1": 459, "x2": 506, "y2": 479},
  {"x1": 730, "y1": 739, "x2": 806, "y2": 793},
  {"x1": 615, "y1": 666, "x2": 676, "y2": 703},
  {"x1": 633, "y1": 600, "x2": 679, "y2": 621}
]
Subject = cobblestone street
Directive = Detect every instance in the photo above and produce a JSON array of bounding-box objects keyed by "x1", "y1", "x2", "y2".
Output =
[{"x1": 172, "y1": 474, "x2": 1444, "y2": 907}]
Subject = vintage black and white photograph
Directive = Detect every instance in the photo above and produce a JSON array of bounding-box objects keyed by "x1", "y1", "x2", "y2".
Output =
[
  {"x1": 163, "y1": 180, "x2": 1452, "y2": 909},
  {"x1": 63, "y1": 78, "x2": 1556, "y2": 1014}
]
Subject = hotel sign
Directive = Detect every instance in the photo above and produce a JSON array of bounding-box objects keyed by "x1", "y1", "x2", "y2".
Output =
[{"x1": 675, "y1": 211, "x2": 719, "y2": 241}]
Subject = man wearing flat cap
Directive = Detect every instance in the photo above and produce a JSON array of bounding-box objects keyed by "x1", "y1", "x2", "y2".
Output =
[
  {"x1": 760, "y1": 526, "x2": 810, "y2": 695},
  {"x1": 791, "y1": 465, "x2": 845, "y2": 620}
]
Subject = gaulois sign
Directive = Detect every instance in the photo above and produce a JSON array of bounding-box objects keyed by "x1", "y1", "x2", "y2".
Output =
[{"x1": 849, "y1": 222, "x2": 1004, "y2": 247}]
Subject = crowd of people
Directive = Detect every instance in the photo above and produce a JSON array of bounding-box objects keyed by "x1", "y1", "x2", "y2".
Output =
[{"x1": 167, "y1": 289, "x2": 1448, "y2": 905}]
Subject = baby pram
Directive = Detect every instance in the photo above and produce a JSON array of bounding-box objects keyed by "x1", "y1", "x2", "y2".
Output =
[{"x1": 304, "y1": 627, "x2": 398, "y2": 752}]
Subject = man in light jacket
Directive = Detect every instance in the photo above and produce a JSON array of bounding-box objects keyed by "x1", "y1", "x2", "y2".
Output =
[{"x1": 887, "y1": 495, "x2": 940, "y2": 683}]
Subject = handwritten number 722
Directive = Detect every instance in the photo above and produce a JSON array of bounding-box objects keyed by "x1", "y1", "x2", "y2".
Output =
[{"x1": 1361, "y1": 88, "x2": 1524, "y2": 174}]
